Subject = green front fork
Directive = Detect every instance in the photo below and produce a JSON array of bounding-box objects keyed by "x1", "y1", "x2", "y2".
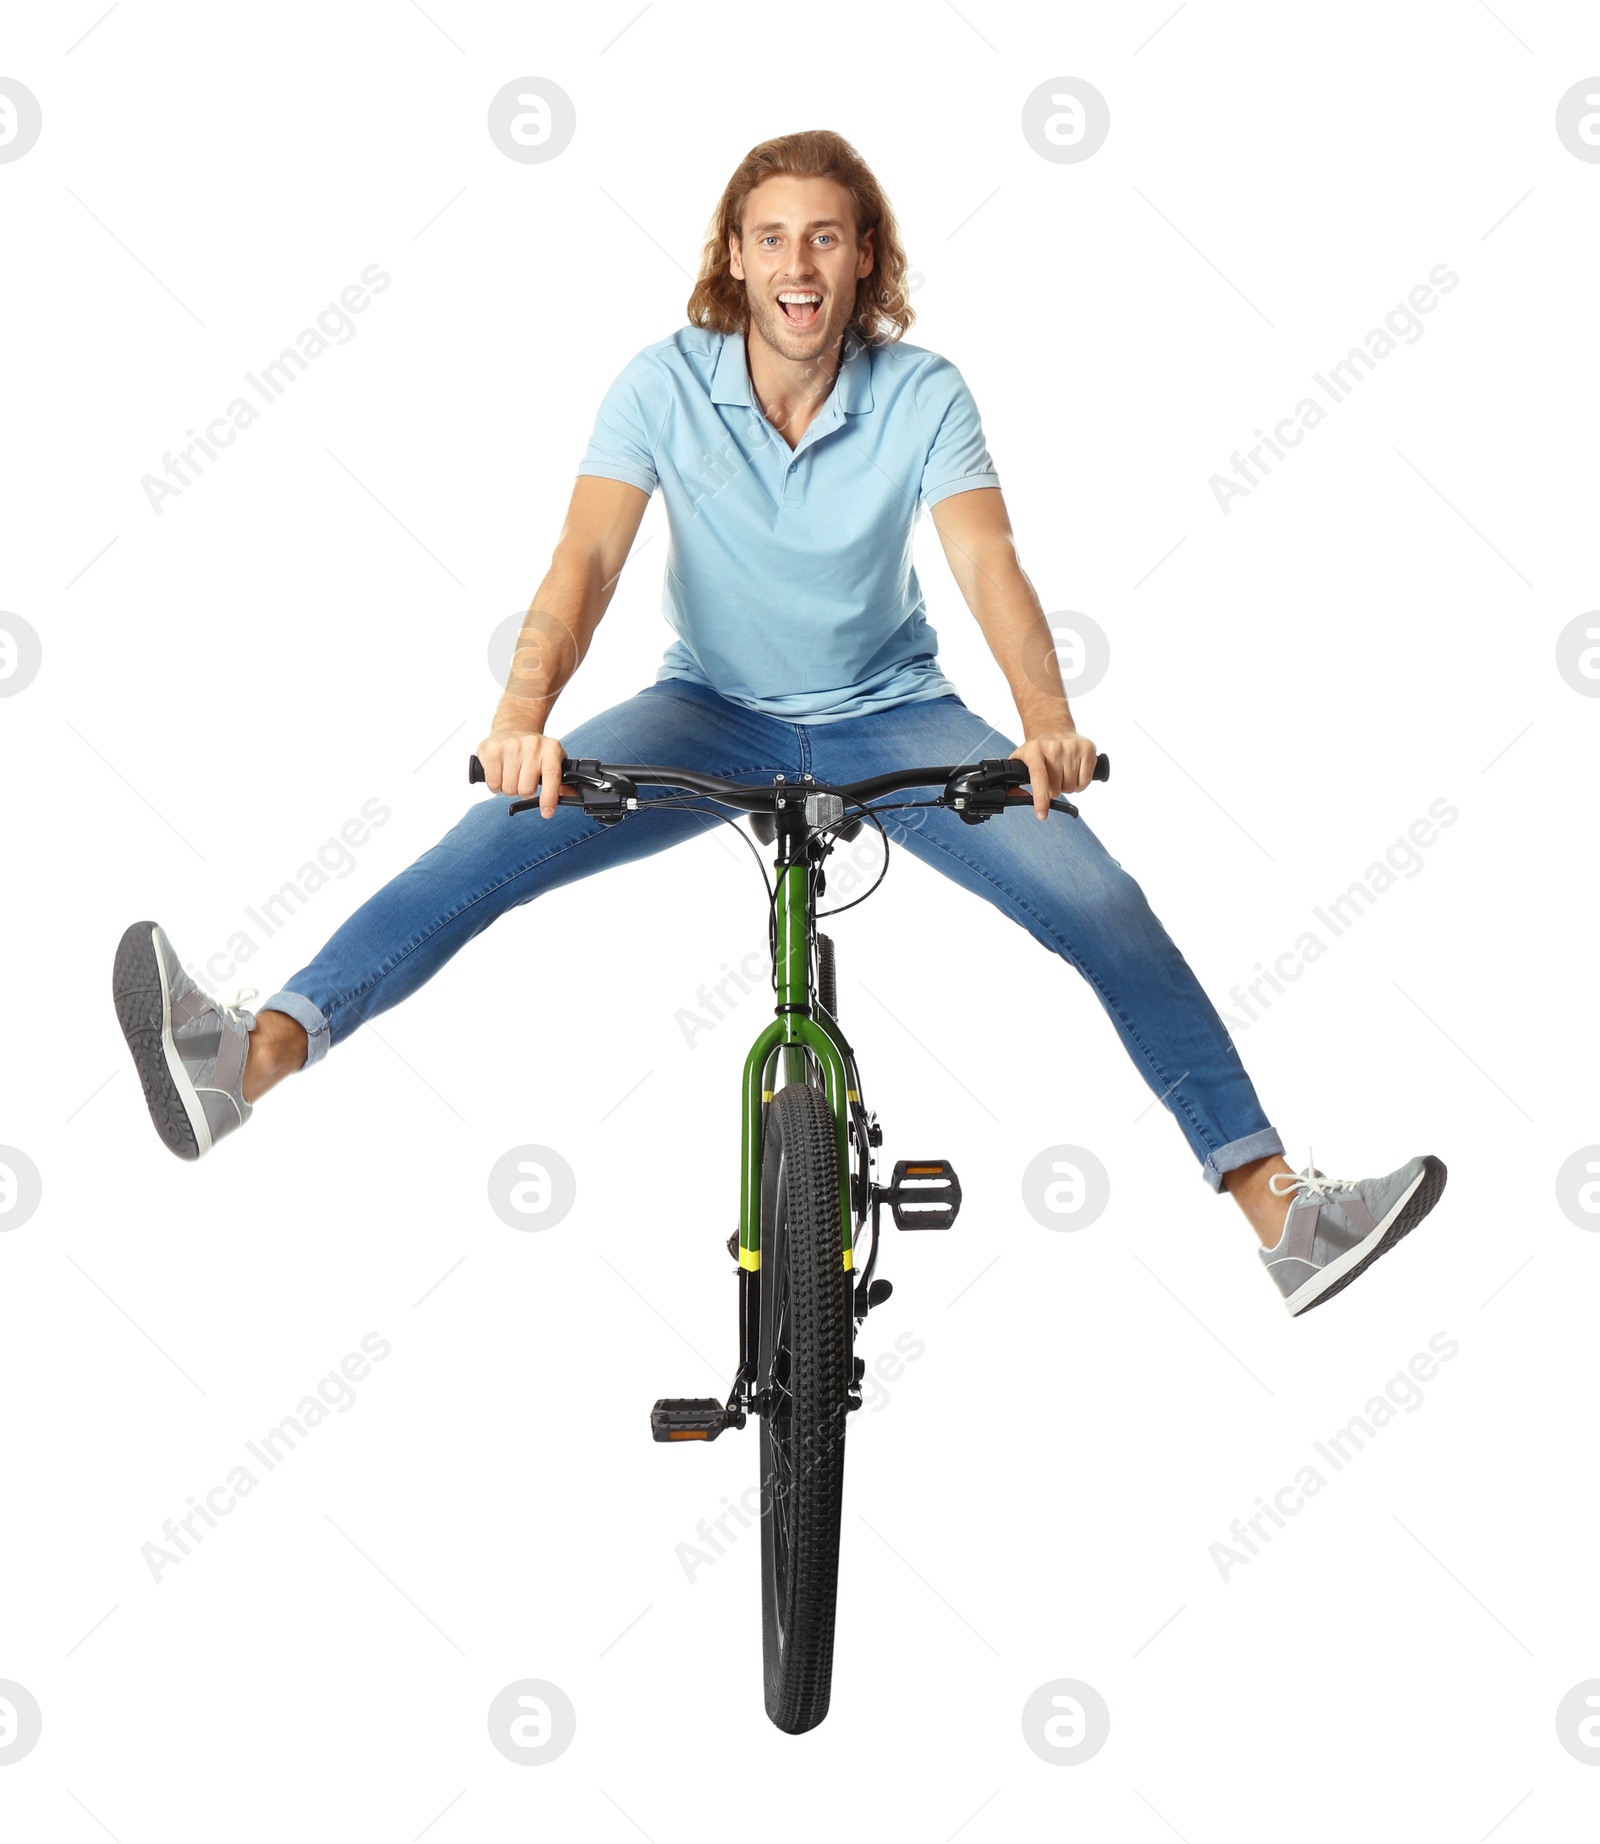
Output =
[{"x1": 738, "y1": 862, "x2": 855, "y2": 1273}]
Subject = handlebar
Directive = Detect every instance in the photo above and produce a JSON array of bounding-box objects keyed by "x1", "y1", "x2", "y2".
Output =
[{"x1": 467, "y1": 749, "x2": 1108, "y2": 826}]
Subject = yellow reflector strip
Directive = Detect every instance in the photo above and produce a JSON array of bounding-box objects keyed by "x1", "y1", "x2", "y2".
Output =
[
  {"x1": 667, "y1": 1429, "x2": 708, "y2": 1440},
  {"x1": 904, "y1": 1165, "x2": 945, "y2": 1174},
  {"x1": 847, "y1": 1089, "x2": 859, "y2": 1101},
  {"x1": 843, "y1": 1247, "x2": 854, "y2": 1271},
  {"x1": 761, "y1": 1089, "x2": 774, "y2": 1101},
  {"x1": 738, "y1": 1246, "x2": 760, "y2": 1271}
]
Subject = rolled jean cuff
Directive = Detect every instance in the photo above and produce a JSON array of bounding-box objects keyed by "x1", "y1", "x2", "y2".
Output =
[
  {"x1": 1201, "y1": 1126, "x2": 1285, "y2": 1193},
  {"x1": 256, "y1": 990, "x2": 331, "y2": 1069}
]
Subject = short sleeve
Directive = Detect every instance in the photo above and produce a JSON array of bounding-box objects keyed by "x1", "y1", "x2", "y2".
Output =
[
  {"x1": 576, "y1": 351, "x2": 664, "y2": 496},
  {"x1": 916, "y1": 355, "x2": 1001, "y2": 507}
]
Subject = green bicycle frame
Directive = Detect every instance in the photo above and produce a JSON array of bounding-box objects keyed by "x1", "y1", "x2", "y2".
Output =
[{"x1": 737, "y1": 860, "x2": 858, "y2": 1274}]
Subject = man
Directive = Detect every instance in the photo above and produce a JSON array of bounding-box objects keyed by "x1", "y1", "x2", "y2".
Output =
[{"x1": 112, "y1": 129, "x2": 1444, "y2": 1316}]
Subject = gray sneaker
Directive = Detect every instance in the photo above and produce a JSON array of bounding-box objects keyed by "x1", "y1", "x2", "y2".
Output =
[
  {"x1": 113, "y1": 921, "x2": 258, "y2": 1159},
  {"x1": 1260, "y1": 1148, "x2": 1448, "y2": 1316}
]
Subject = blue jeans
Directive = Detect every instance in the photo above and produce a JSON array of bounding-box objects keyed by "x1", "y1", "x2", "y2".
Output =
[{"x1": 260, "y1": 680, "x2": 1282, "y2": 1190}]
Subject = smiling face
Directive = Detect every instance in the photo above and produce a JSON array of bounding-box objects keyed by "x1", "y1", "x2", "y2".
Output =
[{"x1": 728, "y1": 173, "x2": 875, "y2": 366}]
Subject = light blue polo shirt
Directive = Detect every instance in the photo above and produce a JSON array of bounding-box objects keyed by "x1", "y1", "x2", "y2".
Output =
[{"x1": 575, "y1": 326, "x2": 1001, "y2": 722}]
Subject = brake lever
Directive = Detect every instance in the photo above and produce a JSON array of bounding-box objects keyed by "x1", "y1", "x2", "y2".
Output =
[
  {"x1": 1002, "y1": 786, "x2": 1093, "y2": 817},
  {"x1": 512, "y1": 757, "x2": 635, "y2": 823},
  {"x1": 943, "y1": 752, "x2": 1109, "y2": 824},
  {"x1": 469, "y1": 752, "x2": 636, "y2": 823}
]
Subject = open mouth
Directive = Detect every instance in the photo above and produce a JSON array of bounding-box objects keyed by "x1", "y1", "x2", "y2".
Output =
[{"x1": 777, "y1": 291, "x2": 823, "y2": 330}]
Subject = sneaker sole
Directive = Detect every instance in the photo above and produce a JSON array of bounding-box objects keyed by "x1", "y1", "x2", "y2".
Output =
[
  {"x1": 1287, "y1": 1155, "x2": 1448, "y2": 1317},
  {"x1": 112, "y1": 921, "x2": 213, "y2": 1161}
]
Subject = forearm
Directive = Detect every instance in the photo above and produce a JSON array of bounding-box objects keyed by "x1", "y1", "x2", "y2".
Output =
[
  {"x1": 490, "y1": 548, "x2": 607, "y2": 737},
  {"x1": 963, "y1": 539, "x2": 1077, "y2": 737},
  {"x1": 930, "y1": 488, "x2": 1097, "y2": 807}
]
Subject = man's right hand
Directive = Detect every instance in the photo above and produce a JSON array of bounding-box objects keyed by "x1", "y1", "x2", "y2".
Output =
[{"x1": 475, "y1": 730, "x2": 570, "y2": 817}]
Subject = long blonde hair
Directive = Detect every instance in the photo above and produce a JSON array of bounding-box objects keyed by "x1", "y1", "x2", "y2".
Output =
[{"x1": 686, "y1": 129, "x2": 914, "y2": 347}]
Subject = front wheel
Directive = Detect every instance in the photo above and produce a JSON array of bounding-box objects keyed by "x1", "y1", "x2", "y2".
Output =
[{"x1": 758, "y1": 1081, "x2": 850, "y2": 1733}]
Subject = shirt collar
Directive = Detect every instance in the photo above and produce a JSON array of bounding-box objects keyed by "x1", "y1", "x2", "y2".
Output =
[{"x1": 709, "y1": 328, "x2": 876, "y2": 416}]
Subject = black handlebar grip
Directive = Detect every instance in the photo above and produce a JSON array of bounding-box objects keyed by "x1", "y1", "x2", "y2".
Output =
[
  {"x1": 468, "y1": 754, "x2": 485, "y2": 784},
  {"x1": 1092, "y1": 752, "x2": 1110, "y2": 783}
]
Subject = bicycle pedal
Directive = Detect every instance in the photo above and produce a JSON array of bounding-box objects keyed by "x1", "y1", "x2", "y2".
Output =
[
  {"x1": 884, "y1": 1159, "x2": 962, "y2": 1229},
  {"x1": 651, "y1": 1397, "x2": 736, "y2": 1442}
]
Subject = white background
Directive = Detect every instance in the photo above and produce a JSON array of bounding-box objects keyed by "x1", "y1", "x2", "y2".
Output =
[{"x1": 2, "y1": 0, "x2": 1596, "y2": 1837}]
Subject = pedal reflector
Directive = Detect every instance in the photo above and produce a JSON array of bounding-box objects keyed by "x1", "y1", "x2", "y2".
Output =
[
  {"x1": 651, "y1": 1397, "x2": 733, "y2": 1442},
  {"x1": 887, "y1": 1159, "x2": 962, "y2": 1229}
]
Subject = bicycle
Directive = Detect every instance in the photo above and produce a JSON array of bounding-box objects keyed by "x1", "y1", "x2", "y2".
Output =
[{"x1": 467, "y1": 744, "x2": 1110, "y2": 1732}]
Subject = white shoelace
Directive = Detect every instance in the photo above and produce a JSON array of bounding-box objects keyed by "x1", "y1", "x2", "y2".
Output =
[{"x1": 1268, "y1": 1148, "x2": 1353, "y2": 1202}]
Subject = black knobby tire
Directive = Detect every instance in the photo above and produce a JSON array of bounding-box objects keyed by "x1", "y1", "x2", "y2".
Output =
[
  {"x1": 758, "y1": 1082, "x2": 850, "y2": 1733},
  {"x1": 817, "y1": 932, "x2": 838, "y2": 1019}
]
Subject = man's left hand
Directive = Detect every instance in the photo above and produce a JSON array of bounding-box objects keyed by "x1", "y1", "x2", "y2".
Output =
[{"x1": 1010, "y1": 729, "x2": 1098, "y2": 818}]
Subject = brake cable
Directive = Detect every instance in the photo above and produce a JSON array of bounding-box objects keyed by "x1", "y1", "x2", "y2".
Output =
[
  {"x1": 598, "y1": 787, "x2": 968, "y2": 960},
  {"x1": 814, "y1": 795, "x2": 962, "y2": 917},
  {"x1": 627, "y1": 794, "x2": 781, "y2": 987},
  {"x1": 814, "y1": 801, "x2": 893, "y2": 918}
]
